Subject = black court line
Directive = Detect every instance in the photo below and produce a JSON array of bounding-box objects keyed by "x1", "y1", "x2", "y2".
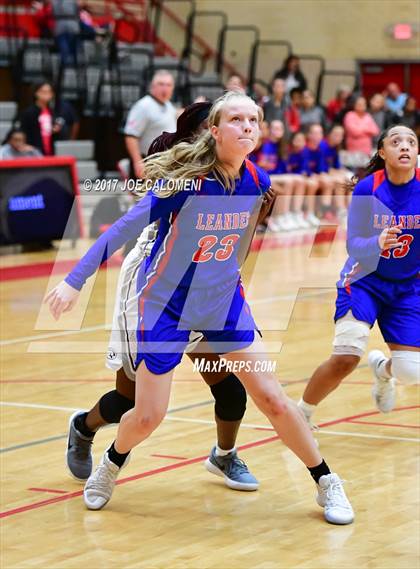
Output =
[
  {"x1": 1, "y1": 362, "x2": 372, "y2": 454},
  {"x1": 0, "y1": 400, "x2": 214, "y2": 454}
]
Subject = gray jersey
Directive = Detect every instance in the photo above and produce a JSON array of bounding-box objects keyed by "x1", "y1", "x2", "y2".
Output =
[{"x1": 124, "y1": 95, "x2": 177, "y2": 156}]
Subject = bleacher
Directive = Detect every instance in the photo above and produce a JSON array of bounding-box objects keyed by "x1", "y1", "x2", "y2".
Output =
[{"x1": 0, "y1": 0, "x2": 360, "y2": 242}]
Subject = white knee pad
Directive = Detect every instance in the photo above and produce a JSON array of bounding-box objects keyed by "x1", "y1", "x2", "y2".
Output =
[
  {"x1": 391, "y1": 351, "x2": 420, "y2": 385},
  {"x1": 332, "y1": 313, "x2": 371, "y2": 357}
]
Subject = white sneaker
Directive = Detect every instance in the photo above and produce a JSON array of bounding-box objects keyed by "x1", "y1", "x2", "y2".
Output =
[
  {"x1": 267, "y1": 215, "x2": 282, "y2": 232},
  {"x1": 316, "y1": 473, "x2": 354, "y2": 525},
  {"x1": 83, "y1": 451, "x2": 129, "y2": 510},
  {"x1": 306, "y1": 212, "x2": 320, "y2": 227},
  {"x1": 284, "y1": 212, "x2": 299, "y2": 231},
  {"x1": 292, "y1": 211, "x2": 311, "y2": 229},
  {"x1": 338, "y1": 208, "x2": 348, "y2": 227},
  {"x1": 368, "y1": 350, "x2": 396, "y2": 413}
]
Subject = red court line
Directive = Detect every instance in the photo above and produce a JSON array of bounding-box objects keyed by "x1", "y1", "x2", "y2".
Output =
[
  {"x1": 0, "y1": 256, "x2": 122, "y2": 283},
  {"x1": 0, "y1": 229, "x2": 342, "y2": 283},
  {"x1": 1, "y1": 405, "x2": 418, "y2": 520},
  {"x1": 151, "y1": 454, "x2": 188, "y2": 460},
  {"x1": 0, "y1": 379, "x2": 201, "y2": 384},
  {"x1": 0, "y1": 379, "x2": 115, "y2": 384},
  {"x1": 348, "y1": 420, "x2": 420, "y2": 430},
  {"x1": 28, "y1": 488, "x2": 69, "y2": 495},
  {"x1": 318, "y1": 405, "x2": 420, "y2": 428}
]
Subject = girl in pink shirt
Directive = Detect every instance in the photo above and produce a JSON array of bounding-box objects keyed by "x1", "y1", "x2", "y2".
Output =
[{"x1": 343, "y1": 96, "x2": 379, "y2": 156}]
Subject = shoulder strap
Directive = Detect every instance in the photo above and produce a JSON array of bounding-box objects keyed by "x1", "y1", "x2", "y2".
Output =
[{"x1": 244, "y1": 158, "x2": 260, "y2": 190}]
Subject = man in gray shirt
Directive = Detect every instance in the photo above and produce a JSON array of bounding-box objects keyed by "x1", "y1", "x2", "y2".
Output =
[{"x1": 124, "y1": 70, "x2": 176, "y2": 179}]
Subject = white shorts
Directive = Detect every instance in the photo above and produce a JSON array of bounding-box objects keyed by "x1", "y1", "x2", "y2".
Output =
[{"x1": 106, "y1": 224, "x2": 204, "y2": 381}]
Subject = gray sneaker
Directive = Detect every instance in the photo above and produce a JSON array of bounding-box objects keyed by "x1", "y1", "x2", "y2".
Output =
[
  {"x1": 66, "y1": 411, "x2": 94, "y2": 481},
  {"x1": 84, "y1": 450, "x2": 129, "y2": 510},
  {"x1": 204, "y1": 447, "x2": 259, "y2": 491}
]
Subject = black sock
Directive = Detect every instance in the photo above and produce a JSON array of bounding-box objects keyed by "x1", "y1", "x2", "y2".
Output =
[
  {"x1": 308, "y1": 459, "x2": 331, "y2": 484},
  {"x1": 107, "y1": 441, "x2": 130, "y2": 468},
  {"x1": 74, "y1": 412, "x2": 96, "y2": 438}
]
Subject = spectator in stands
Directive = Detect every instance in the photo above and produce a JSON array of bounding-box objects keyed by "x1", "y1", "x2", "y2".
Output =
[
  {"x1": 384, "y1": 82, "x2": 407, "y2": 116},
  {"x1": 326, "y1": 85, "x2": 352, "y2": 124},
  {"x1": 263, "y1": 78, "x2": 289, "y2": 129},
  {"x1": 124, "y1": 70, "x2": 176, "y2": 180},
  {"x1": 320, "y1": 125, "x2": 352, "y2": 222},
  {"x1": 0, "y1": 129, "x2": 42, "y2": 159},
  {"x1": 303, "y1": 123, "x2": 335, "y2": 223},
  {"x1": 284, "y1": 87, "x2": 302, "y2": 134},
  {"x1": 343, "y1": 95, "x2": 379, "y2": 156},
  {"x1": 20, "y1": 81, "x2": 79, "y2": 156},
  {"x1": 251, "y1": 80, "x2": 269, "y2": 107},
  {"x1": 300, "y1": 90, "x2": 326, "y2": 130},
  {"x1": 32, "y1": 1, "x2": 54, "y2": 38},
  {"x1": 225, "y1": 74, "x2": 246, "y2": 94},
  {"x1": 255, "y1": 119, "x2": 307, "y2": 232},
  {"x1": 287, "y1": 130, "x2": 320, "y2": 227},
  {"x1": 273, "y1": 55, "x2": 307, "y2": 93},
  {"x1": 399, "y1": 96, "x2": 420, "y2": 131},
  {"x1": 368, "y1": 93, "x2": 395, "y2": 144},
  {"x1": 51, "y1": 0, "x2": 81, "y2": 66}
]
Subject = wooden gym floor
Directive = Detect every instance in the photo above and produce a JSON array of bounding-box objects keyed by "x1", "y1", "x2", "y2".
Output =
[{"x1": 1, "y1": 230, "x2": 419, "y2": 569}]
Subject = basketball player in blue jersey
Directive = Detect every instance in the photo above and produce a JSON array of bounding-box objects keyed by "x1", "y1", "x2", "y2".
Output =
[
  {"x1": 45, "y1": 92, "x2": 353, "y2": 524},
  {"x1": 65, "y1": 103, "x2": 276, "y2": 493},
  {"x1": 298, "y1": 125, "x2": 419, "y2": 427}
]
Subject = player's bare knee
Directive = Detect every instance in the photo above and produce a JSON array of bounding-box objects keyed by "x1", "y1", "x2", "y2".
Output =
[
  {"x1": 330, "y1": 354, "x2": 360, "y2": 376},
  {"x1": 132, "y1": 412, "x2": 163, "y2": 436},
  {"x1": 260, "y1": 394, "x2": 288, "y2": 418}
]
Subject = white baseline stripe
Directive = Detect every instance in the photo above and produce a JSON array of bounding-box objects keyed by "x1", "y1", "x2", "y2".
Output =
[
  {"x1": 1, "y1": 290, "x2": 332, "y2": 347},
  {"x1": 0, "y1": 324, "x2": 110, "y2": 347},
  {"x1": 0, "y1": 401, "x2": 81, "y2": 412},
  {"x1": 1, "y1": 402, "x2": 418, "y2": 443},
  {"x1": 166, "y1": 416, "x2": 419, "y2": 443}
]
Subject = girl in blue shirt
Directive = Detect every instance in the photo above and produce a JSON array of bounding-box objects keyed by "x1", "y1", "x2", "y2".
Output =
[
  {"x1": 45, "y1": 92, "x2": 353, "y2": 523},
  {"x1": 298, "y1": 124, "x2": 420, "y2": 426},
  {"x1": 257, "y1": 120, "x2": 309, "y2": 231},
  {"x1": 321, "y1": 125, "x2": 353, "y2": 222},
  {"x1": 288, "y1": 131, "x2": 322, "y2": 227}
]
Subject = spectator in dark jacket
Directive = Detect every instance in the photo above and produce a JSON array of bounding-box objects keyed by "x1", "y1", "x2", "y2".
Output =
[
  {"x1": 273, "y1": 55, "x2": 307, "y2": 93},
  {"x1": 399, "y1": 96, "x2": 420, "y2": 131},
  {"x1": 19, "y1": 81, "x2": 79, "y2": 155}
]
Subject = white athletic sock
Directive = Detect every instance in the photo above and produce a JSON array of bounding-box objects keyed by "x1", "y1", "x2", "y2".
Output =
[
  {"x1": 216, "y1": 445, "x2": 235, "y2": 457},
  {"x1": 297, "y1": 398, "x2": 317, "y2": 419},
  {"x1": 377, "y1": 358, "x2": 392, "y2": 380}
]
